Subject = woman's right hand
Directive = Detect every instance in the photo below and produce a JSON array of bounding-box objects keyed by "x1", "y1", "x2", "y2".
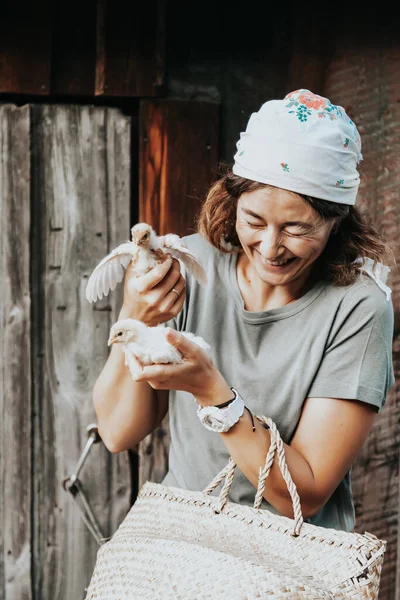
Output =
[{"x1": 119, "y1": 256, "x2": 186, "y2": 326}]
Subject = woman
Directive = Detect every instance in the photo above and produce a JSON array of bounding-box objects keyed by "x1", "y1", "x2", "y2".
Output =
[{"x1": 93, "y1": 89, "x2": 395, "y2": 531}]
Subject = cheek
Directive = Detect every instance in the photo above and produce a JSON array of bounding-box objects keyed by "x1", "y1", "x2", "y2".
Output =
[{"x1": 287, "y1": 237, "x2": 327, "y2": 259}]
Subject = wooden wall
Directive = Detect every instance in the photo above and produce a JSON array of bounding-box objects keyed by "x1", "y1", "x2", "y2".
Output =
[
  {"x1": 1, "y1": 104, "x2": 133, "y2": 599},
  {"x1": 0, "y1": 98, "x2": 219, "y2": 599},
  {"x1": 0, "y1": 1, "x2": 165, "y2": 97}
]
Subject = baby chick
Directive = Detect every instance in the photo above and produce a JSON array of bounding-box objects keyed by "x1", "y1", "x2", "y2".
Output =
[
  {"x1": 108, "y1": 318, "x2": 210, "y2": 378},
  {"x1": 86, "y1": 222, "x2": 207, "y2": 303}
]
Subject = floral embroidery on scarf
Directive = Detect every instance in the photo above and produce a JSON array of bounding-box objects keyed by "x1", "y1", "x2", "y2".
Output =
[
  {"x1": 344, "y1": 138, "x2": 349, "y2": 148},
  {"x1": 281, "y1": 163, "x2": 290, "y2": 172},
  {"x1": 336, "y1": 179, "x2": 344, "y2": 187},
  {"x1": 285, "y1": 89, "x2": 343, "y2": 122},
  {"x1": 238, "y1": 150, "x2": 245, "y2": 156}
]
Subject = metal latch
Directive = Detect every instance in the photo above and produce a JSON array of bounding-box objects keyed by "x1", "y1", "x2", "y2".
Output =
[{"x1": 62, "y1": 423, "x2": 105, "y2": 544}]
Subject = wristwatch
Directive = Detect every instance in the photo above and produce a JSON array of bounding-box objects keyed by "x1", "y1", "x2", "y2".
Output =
[{"x1": 196, "y1": 388, "x2": 245, "y2": 433}]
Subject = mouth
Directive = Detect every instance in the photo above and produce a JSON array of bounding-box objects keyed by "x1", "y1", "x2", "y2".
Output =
[{"x1": 256, "y1": 251, "x2": 297, "y2": 270}]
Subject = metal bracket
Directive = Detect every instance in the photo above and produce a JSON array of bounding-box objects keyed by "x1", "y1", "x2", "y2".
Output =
[{"x1": 62, "y1": 423, "x2": 105, "y2": 545}]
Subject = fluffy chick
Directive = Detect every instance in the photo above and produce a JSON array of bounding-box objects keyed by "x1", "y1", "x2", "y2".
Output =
[
  {"x1": 108, "y1": 318, "x2": 210, "y2": 378},
  {"x1": 86, "y1": 222, "x2": 207, "y2": 303}
]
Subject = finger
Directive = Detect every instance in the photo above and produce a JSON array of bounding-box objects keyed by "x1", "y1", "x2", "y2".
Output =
[
  {"x1": 134, "y1": 363, "x2": 174, "y2": 383},
  {"x1": 165, "y1": 328, "x2": 197, "y2": 358},
  {"x1": 125, "y1": 353, "x2": 144, "y2": 379},
  {"x1": 152, "y1": 258, "x2": 181, "y2": 294},
  {"x1": 146, "y1": 260, "x2": 182, "y2": 306},
  {"x1": 130, "y1": 257, "x2": 173, "y2": 293},
  {"x1": 165, "y1": 275, "x2": 186, "y2": 307}
]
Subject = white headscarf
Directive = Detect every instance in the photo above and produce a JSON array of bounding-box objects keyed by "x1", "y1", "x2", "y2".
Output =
[{"x1": 232, "y1": 89, "x2": 363, "y2": 206}]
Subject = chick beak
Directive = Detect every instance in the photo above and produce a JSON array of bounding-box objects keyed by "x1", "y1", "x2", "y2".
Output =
[{"x1": 108, "y1": 333, "x2": 116, "y2": 346}]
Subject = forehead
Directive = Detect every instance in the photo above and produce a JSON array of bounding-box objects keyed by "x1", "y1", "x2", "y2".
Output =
[{"x1": 238, "y1": 187, "x2": 317, "y2": 222}]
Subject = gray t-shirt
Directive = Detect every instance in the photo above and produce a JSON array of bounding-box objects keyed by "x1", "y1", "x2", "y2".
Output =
[{"x1": 163, "y1": 233, "x2": 395, "y2": 531}]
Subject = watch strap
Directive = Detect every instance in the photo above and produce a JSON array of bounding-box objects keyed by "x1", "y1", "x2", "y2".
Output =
[{"x1": 212, "y1": 388, "x2": 237, "y2": 409}]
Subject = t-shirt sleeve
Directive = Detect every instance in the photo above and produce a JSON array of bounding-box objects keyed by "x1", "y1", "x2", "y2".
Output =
[{"x1": 307, "y1": 283, "x2": 395, "y2": 411}]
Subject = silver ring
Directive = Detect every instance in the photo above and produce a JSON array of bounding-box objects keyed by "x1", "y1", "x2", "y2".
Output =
[{"x1": 171, "y1": 288, "x2": 180, "y2": 298}]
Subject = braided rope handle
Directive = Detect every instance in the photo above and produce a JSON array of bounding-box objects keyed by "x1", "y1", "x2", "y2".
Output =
[{"x1": 202, "y1": 416, "x2": 304, "y2": 536}]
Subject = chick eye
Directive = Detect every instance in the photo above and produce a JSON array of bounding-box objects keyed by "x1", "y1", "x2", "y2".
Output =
[{"x1": 117, "y1": 331, "x2": 123, "y2": 336}]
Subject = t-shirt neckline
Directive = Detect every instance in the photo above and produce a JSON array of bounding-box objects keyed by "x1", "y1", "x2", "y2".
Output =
[{"x1": 226, "y1": 251, "x2": 327, "y2": 324}]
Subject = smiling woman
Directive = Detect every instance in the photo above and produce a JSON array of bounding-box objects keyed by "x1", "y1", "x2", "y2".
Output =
[{"x1": 93, "y1": 89, "x2": 395, "y2": 536}]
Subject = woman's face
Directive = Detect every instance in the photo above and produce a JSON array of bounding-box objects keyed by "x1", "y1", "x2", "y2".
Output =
[{"x1": 236, "y1": 186, "x2": 334, "y2": 289}]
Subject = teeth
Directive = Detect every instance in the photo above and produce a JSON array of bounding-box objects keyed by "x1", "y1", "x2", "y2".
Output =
[{"x1": 264, "y1": 258, "x2": 292, "y2": 266}]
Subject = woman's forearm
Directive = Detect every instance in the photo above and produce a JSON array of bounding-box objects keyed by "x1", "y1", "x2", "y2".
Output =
[
  {"x1": 194, "y1": 375, "x2": 319, "y2": 518},
  {"x1": 93, "y1": 343, "x2": 167, "y2": 453},
  {"x1": 221, "y1": 411, "x2": 318, "y2": 519}
]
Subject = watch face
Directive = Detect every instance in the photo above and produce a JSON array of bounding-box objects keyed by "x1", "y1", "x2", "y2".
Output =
[
  {"x1": 200, "y1": 408, "x2": 230, "y2": 433},
  {"x1": 198, "y1": 393, "x2": 243, "y2": 433},
  {"x1": 203, "y1": 414, "x2": 226, "y2": 430}
]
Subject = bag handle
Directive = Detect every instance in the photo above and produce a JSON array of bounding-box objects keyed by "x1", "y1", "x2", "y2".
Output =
[{"x1": 202, "y1": 416, "x2": 303, "y2": 536}]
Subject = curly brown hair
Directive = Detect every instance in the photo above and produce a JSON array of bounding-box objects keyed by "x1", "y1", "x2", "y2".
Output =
[{"x1": 197, "y1": 167, "x2": 394, "y2": 286}]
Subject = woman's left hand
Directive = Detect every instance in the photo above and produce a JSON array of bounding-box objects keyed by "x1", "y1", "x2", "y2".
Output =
[{"x1": 133, "y1": 328, "x2": 232, "y2": 406}]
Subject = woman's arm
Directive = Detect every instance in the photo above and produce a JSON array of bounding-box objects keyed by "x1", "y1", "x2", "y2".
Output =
[
  {"x1": 221, "y1": 395, "x2": 376, "y2": 519},
  {"x1": 134, "y1": 328, "x2": 377, "y2": 519},
  {"x1": 93, "y1": 257, "x2": 185, "y2": 452},
  {"x1": 93, "y1": 343, "x2": 169, "y2": 452}
]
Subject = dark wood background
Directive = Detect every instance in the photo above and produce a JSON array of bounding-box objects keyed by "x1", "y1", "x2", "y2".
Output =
[{"x1": 0, "y1": 1, "x2": 398, "y2": 598}]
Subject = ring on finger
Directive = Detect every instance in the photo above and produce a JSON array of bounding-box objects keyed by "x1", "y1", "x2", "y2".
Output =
[{"x1": 171, "y1": 287, "x2": 180, "y2": 298}]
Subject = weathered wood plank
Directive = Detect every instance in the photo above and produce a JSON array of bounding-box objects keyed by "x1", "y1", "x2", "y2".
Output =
[
  {"x1": 95, "y1": 0, "x2": 166, "y2": 97},
  {"x1": 0, "y1": 5, "x2": 52, "y2": 94},
  {"x1": 51, "y1": 0, "x2": 97, "y2": 95},
  {"x1": 138, "y1": 99, "x2": 220, "y2": 488},
  {"x1": 0, "y1": 105, "x2": 32, "y2": 600},
  {"x1": 139, "y1": 99, "x2": 220, "y2": 237},
  {"x1": 30, "y1": 104, "x2": 132, "y2": 600}
]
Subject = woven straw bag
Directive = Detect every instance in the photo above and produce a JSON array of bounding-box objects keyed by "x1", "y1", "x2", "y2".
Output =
[{"x1": 85, "y1": 416, "x2": 386, "y2": 599}]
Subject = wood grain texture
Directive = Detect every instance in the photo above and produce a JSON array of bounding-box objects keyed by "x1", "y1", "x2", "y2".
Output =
[
  {"x1": 30, "y1": 104, "x2": 132, "y2": 600},
  {"x1": 138, "y1": 99, "x2": 219, "y2": 488},
  {"x1": 95, "y1": 0, "x2": 166, "y2": 97},
  {"x1": 0, "y1": 105, "x2": 32, "y2": 600},
  {"x1": 0, "y1": 4, "x2": 52, "y2": 94},
  {"x1": 139, "y1": 99, "x2": 220, "y2": 237}
]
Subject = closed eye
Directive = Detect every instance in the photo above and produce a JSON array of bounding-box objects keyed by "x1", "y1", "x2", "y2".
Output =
[
  {"x1": 284, "y1": 228, "x2": 311, "y2": 236},
  {"x1": 246, "y1": 220, "x2": 264, "y2": 228}
]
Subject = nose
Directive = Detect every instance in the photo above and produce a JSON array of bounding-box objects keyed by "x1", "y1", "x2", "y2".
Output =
[{"x1": 259, "y1": 228, "x2": 284, "y2": 259}]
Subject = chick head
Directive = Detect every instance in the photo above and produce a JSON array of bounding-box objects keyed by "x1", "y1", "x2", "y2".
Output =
[
  {"x1": 131, "y1": 222, "x2": 154, "y2": 247},
  {"x1": 108, "y1": 318, "x2": 146, "y2": 346}
]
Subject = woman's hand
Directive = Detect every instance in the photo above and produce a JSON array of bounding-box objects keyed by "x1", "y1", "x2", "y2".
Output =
[
  {"x1": 133, "y1": 328, "x2": 233, "y2": 406},
  {"x1": 119, "y1": 257, "x2": 186, "y2": 326}
]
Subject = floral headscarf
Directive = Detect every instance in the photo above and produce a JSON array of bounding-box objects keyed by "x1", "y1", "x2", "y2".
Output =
[{"x1": 232, "y1": 89, "x2": 363, "y2": 206}]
